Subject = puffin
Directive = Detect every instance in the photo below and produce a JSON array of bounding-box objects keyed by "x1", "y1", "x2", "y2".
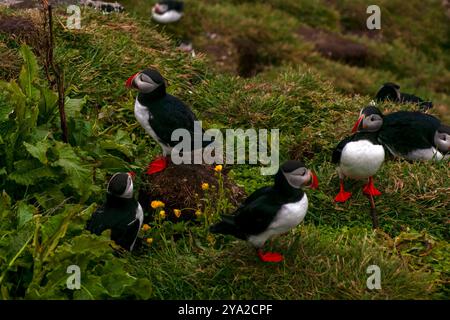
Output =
[
  {"x1": 86, "y1": 172, "x2": 143, "y2": 251},
  {"x1": 352, "y1": 105, "x2": 447, "y2": 161},
  {"x1": 126, "y1": 68, "x2": 213, "y2": 174},
  {"x1": 333, "y1": 107, "x2": 385, "y2": 203},
  {"x1": 151, "y1": 0, "x2": 184, "y2": 24},
  {"x1": 375, "y1": 82, "x2": 433, "y2": 111},
  {"x1": 210, "y1": 160, "x2": 319, "y2": 263}
]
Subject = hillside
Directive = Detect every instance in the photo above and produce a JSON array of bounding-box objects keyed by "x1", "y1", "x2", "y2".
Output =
[{"x1": 0, "y1": 1, "x2": 448, "y2": 300}]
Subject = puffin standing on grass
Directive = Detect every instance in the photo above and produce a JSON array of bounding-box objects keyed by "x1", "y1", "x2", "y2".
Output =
[
  {"x1": 126, "y1": 68, "x2": 213, "y2": 174},
  {"x1": 333, "y1": 106, "x2": 385, "y2": 203},
  {"x1": 151, "y1": 0, "x2": 184, "y2": 24},
  {"x1": 353, "y1": 105, "x2": 448, "y2": 161},
  {"x1": 86, "y1": 172, "x2": 143, "y2": 251},
  {"x1": 375, "y1": 82, "x2": 433, "y2": 111},
  {"x1": 210, "y1": 160, "x2": 319, "y2": 263}
]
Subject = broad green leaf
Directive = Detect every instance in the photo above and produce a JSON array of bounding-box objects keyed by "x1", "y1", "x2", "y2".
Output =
[
  {"x1": 24, "y1": 140, "x2": 50, "y2": 164},
  {"x1": 53, "y1": 142, "x2": 91, "y2": 195},
  {"x1": 18, "y1": 45, "x2": 39, "y2": 98},
  {"x1": 65, "y1": 96, "x2": 87, "y2": 119},
  {"x1": 38, "y1": 86, "x2": 58, "y2": 122},
  {"x1": 16, "y1": 201, "x2": 36, "y2": 228}
]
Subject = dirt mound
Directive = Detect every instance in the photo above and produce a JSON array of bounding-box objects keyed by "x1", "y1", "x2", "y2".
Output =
[
  {"x1": 138, "y1": 164, "x2": 245, "y2": 223},
  {"x1": 297, "y1": 25, "x2": 371, "y2": 67}
]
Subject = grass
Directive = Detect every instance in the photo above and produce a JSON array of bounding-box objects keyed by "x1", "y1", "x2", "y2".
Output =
[
  {"x1": 129, "y1": 225, "x2": 436, "y2": 299},
  {"x1": 0, "y1": 2, "x2": 449, "y2": 299}
]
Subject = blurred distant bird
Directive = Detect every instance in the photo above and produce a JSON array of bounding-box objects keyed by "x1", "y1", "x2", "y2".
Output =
[
  {"x1": 81, "y1": 0, "x2": 124, "y2": 13},
  {"x1": 86, "y1": 172, "x2": 143, "y2": 251},
  {"x1": 375, "y1": 82, "x2": 433, "y2": 111},
  {"x1": 151, "y1": 0, "x2": 184, "y2": 24},
  {"x1": 210, "y1": 160, "x2": 318, "y2": 263}
]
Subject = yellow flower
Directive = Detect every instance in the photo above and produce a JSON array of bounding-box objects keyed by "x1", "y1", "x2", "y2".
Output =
[
  {"x1": 159, "y1": 210, "x2": 166, "y2": 219},
  {"x1": 214, "y1": 165, "x2": 223, "y2": 172},
  {"x1": 142, "y1": 224, "x2": 151, "y2": 231},
  {"x1": 151, "y1": 200, "x2": 165, "y2": 209},
  {"x1": 146, "y1": 238, "x2": 153, "y2": 245},
  {"x1": 174, "y1": 209, "x2": 182, "y2": 218},
  {"x1": 201, "y1": 182, "x2": 209, "y2": 190},
  {"x1": 195, "y1": 209, "x2": 202, "y2": 217}
]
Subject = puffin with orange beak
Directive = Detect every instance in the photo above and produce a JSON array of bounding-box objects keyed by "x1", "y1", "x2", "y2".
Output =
[
  {"x1": 333, "y1": 106, "x2": 385, "y2": 203},
  {"x1": 126, "y1": 68, "x2": 213, "y2": 174},
  {"x1": 210, "y1": 160, "x2": 318, "y2": 263}
]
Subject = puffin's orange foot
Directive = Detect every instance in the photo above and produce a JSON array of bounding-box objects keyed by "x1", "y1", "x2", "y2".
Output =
[
  {"x1": 363, "y1": 182, "x2": 382, "y2": 197},
  {"x1": 146, "y1": 157, "x2": 168, "y2": 175},
  {"x1": 257, "y1": 250, "x2": 284, "y2": 263},
  {"x1": 335, "y1": 190, "x2": 352, "y2": 203}
]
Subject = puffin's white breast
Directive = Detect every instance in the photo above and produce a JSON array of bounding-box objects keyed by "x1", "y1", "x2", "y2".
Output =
[
  {"x1": 151, "y1": 9, "x2": 183, "y2": 23},
  {"x1": 248, "y1": 194, "x2": 308, "y2": 248},
  {"x1": 340, "y1": 140, "x2": 385, "y2": 179},
  {"x1": 134, "y1": 99, "x2": 172, "y2": 155}
]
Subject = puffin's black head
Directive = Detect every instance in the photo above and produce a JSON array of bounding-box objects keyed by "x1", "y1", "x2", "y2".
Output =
[
  {"x1": 275, "y1": 160, "x2": 318, "y2": 190},
  {"x1": 107, "y1": 172, "x2": 135, "y2": 198},
  {"x1": 435, "y1": 125, "x2": 450, "y2": 154},
  {"x1": 352, "y1": 105, "x2": 383, "y2": 133},
  {"x1": 125, "y1": 68, "x2": 166, "y2": 94},
  {"x1": 375, "y1": 82, "x2": 401, "y2": 102},
  {"x1": 154, "y1": 0, "x2": 184, "y2": 14}
]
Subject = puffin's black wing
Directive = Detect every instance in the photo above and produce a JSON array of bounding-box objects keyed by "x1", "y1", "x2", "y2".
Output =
[
  {"x1": 380, "y1": 112, "x2": 441, "y2": 154},
  {"x1": 149, "y1": 95, "x2": 212, "y2": 148},
  {"x1": 332, "y1": 135, "x2": 354, "y2": 164},
  {"x1": 86, "y1": 207, "x2": 109, "y2": 235},
  {"x1": 111, "y1": 218, "x2": 141, "y2": 251},
  {"x1": 232, "y1": 192, "x2": 284, "y2": 236}
]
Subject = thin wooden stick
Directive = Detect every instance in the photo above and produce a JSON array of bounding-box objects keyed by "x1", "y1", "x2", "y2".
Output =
[{"x1": 368, "y1": 194, "x2": 379, "y2": 229}]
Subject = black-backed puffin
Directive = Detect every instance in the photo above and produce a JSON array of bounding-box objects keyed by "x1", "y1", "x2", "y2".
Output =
[
  {"x1": 353, "y1": 105, "x2": 447, "y2": 161},
  {"x1": 82, "y1": 0, "x2": 125, "y2": 13},
  {"x1": 151, "y1": 0, "x2": 184, "y2": 24},
  {"x1": 126, "y1": 68, "x2": 213, "y2": 174},
  {"x1": 210, "y1": 160, "x2": 318, "y2": 263},
  {"x1": 375, "y1": 82, "x2": 433, "y2": 111},
  {"x1": 86, "y1": 172, "x2": 143, "y2": 251},
  {"x1": 333, "y1": 108, "x2": 385, "y2": 202}
]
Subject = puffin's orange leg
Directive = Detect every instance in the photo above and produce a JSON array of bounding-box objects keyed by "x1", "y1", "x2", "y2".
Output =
[
  {"x1": 257, "y1": 249, "x2": 284, "y2": 263},
  {"x1": 362, "y1": 177, "x2": 382, "y2": 197},
  {"x1": 335, "y1": 179, "x2": 352, "y2": 202},
  {"x1": 146, "y1": 156, "x2": 168, "y2": 175}
]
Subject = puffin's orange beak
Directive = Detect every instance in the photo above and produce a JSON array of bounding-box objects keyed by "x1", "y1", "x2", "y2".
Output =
[
  {"x1": 351, "y1": 115, "x2": 364, "y2": 133},
  {"x1": 125, "y1": 73, "x2": 139, "y2": 88},
  {"x1": 308, "y1": 171, "x2": 319, "y2": 190}
]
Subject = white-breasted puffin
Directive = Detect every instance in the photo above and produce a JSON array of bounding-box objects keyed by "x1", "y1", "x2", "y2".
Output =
[
  {"x1": 86, "y1": 172, "x2": 143, "y2": 251},
  {"x1": 210, "y1": 161, "x2": 318, "y2": 263},
  {"x1": 333, "y1": 107, "x2": 385, "y2": 203},
  {"x1": 352, "y1": 105, "x2": 448, "y2": 161},
  {"x1": 126, "y1": 68, "x2": 213, "y2": 174},
  {"x1": 375, "y1": 82, "x2": 433, "y2": 111},
  {"x1": 151, "y1": 0, "x2": 184, "y2": 24}
]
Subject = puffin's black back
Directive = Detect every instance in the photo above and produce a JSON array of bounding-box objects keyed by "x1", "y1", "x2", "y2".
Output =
[
  {"x1": 379, "y1": 111, "x2": 441, "y2": 154},
  {"x1": 86, "y1": 195, "x2": 139, "y2": 250}
]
